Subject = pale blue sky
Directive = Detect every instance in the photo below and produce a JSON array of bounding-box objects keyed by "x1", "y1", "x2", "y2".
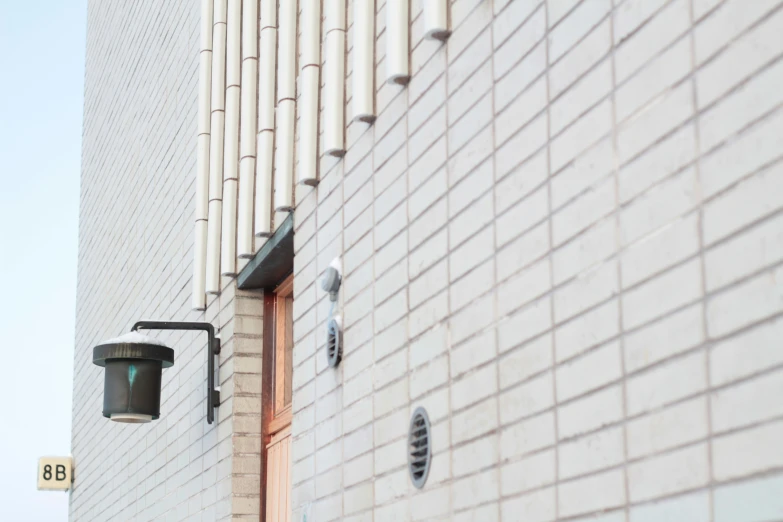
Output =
[{"x1": 0, "y1": 1, "x2": 86, "y2": 520}]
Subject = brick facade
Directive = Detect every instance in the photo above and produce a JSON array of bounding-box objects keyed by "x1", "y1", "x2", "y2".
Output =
[{"x1": 73, "y1": 0, "x2": 783, "y2": 520}]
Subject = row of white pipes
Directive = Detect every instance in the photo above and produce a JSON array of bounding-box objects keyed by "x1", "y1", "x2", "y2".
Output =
[{"x1": 193, "y1": 0, "x2": 450, "y2": 310}]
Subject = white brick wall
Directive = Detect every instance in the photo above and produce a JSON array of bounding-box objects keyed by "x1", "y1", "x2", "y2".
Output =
[
  {"x1": 72, "y1": 1, "x2": 265, "y2": 520},
  {"x1": 75, "y1": 0, "x2": 783, "y2": 520},
  {"x1": 288, "y1": 0, "x2": 783, "y2": 520}
]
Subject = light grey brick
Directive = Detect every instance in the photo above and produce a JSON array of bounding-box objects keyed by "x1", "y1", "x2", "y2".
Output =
[
  {"x1": 714, "y1": 474, "x2": 783, "y2": 522},
  {"x1": 627, "y1": 351, "x2": 707, "y2": 416},
  {"x1": 628, "y1": 444, "x2": 710, "y2": 502}
]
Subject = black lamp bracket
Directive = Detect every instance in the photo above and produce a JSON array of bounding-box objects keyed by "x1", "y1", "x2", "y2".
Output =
[{"x1": 131, "y1": 321, "x2": 222, "y2": 424}]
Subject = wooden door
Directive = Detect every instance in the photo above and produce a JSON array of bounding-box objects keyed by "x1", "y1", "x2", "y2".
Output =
[
  {"x1": 265, "y1": 427, "x2": 291, "y2": 522},
  {"x1": 262, "y1": 275, "x2": 294, "y2": 522}
]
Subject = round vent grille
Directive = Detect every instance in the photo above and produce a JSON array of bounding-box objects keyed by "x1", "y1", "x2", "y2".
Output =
[
  {"x1": 326, "y1": 318, "x2": 342, "y2": 368},
  {"x1": 408, "y1": 407, "x2": 431, "y2": 488}
]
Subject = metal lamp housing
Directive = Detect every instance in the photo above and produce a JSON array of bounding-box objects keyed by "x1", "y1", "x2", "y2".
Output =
[{"x1": 92, "y1": 333, "x2": 175, "y2": 423}]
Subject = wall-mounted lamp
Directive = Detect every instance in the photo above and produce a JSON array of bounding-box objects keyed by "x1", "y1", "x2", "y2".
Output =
[{"x1": 92, "y1": 321, "x2": 221, "y2": 424}]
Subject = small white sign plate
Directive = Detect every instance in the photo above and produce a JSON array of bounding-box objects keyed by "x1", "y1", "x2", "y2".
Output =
[{"x1": 37, "y1": 457, "x2": 72, "y2": 491}]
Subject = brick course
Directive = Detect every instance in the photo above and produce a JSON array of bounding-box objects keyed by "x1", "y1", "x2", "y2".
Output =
[
  {"x1": 291, "y1": 0, "x2": 783, "y2": 520},
  {"x1": 73, "y1": 0, "x2": 783, "y2": 520}
]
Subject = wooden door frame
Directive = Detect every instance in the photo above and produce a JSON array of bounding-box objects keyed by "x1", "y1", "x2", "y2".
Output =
[{"x1": 260, "y1": 273, "x2": 294, "y2": 521}]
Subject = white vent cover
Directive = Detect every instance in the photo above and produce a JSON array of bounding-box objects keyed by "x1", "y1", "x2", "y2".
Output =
[{"x1": 408, "y1": 407, "x2": 432, "y2": 488}]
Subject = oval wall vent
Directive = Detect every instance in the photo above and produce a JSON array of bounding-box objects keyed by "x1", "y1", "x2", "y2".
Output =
[
  {"x1": 408, "y1": 407, "x2": 432, "y2": 488},
  {"x1": 326, "y1": 317, "x2": 342, "y2": 368}
]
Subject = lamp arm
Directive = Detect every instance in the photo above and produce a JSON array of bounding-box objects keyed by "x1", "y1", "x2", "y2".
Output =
[{"x1": 131, "y1": 321, "x2": 221, "y2": 424}]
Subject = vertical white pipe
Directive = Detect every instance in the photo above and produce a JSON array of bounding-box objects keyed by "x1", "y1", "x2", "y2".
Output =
[
  {"x1": 277, "y1": 0, "x2": 297, "y2": 101},
  {"x1": 324, "y1": 0, "x2": 345, "y2": 33},
  {"x1": 386, "y1": 0, "x2": 409, "y2": 84},
  {"x1": 301, "y1": 0, "x2": 321, "y2": 68},
  {"x1": 255, "y1": 130, "x2": 274, "y2": 236},
  {"x1": 299, "y1": 0, "x2": 321, "y2": 186},
  {"x1": 260, "y1": 0, "x2": 276, "y2": 28},
  {"x1": 275, "y1": 99, "x2": 296, "y2": 211},
  {"x1": 352, "y1": 0, "x2": 375, "y2": 123},
  {"x1": 193, "y1": 0, "x2": 214, "y2": 311},
  {"x1": 221, "y1": 90, "x2": 240, "y2": 275},
  {"x1": 238, "y1": 0, "x2": 259, "y2": 258},
  {"x1": 206, "y1": 199, "x2": 223, "y2": 293},
  {"x1": 193, "y1": 220, "x2": 208, "y2": 308},
  {"x1": 220, "y1": 177, "x2": 238, "y2": 275},
  {"x1": 238, "y1": 157, "x2": 257, "y2": 256},
  {"x1": 323, "y1": 0, "x2": 345, "y2": 157},
  {"x1": 256, "y1": 0, "x2": 277, "y2": 237},
  {"x1": 275, "y1": 0, "x2": 297, "y2": 210},
  {"x1": 206, "y1": 0, "x2": 228, "y2": 295},
  {"x1": 422, "y1": 0, "x2": 450, "y2": 41},
  {"x1": 299, "y1": 66, "x2": 320, "y2": 186},
  {"x1": 221, "y1": 0, "x2": 241, "y2": 276},
  {"x1": 258, "y1": 30, "x2": 277, "y2": 132}
]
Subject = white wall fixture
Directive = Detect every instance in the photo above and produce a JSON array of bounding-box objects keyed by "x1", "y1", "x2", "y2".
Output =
[
  {"x1": 206, "y1": 0, "x2": 228, "y2": 294},
  {"x1": 237, "y1": 0, "x2": 258, "y2": 258},
  {"x1": 256, "y1": 0, "x2": 277, "y2": 237},
  {"x1": 352, "y1": 0, "x2": 375, "y2": 123},
  {"x1": 221, "y1": 0, "x2": 242, "y2": 276},
  {"x1": 274, "y1": 0, "x2": 297, "y2": 210},
  {"x1": 193, "y1": 0, "x2": 214, "y2": 310},
  {"x1": 323, "y1": 0, "x2": 345, "y2": 156},
  {"x1": 298, "y1": 0, "x2": 321, "y2": 186},
  {"x1": 322, "y1": 258, "x2": 343, "y2": 368},
  {"x1": 386, "y1": 0, "x2": 409, "y2": 84},
  {"x1": 422, "y1": 0, "x2": 450, "y2": 41}
]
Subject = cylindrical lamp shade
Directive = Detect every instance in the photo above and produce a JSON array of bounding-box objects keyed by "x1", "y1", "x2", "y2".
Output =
[
  {"x1": 92, "y1": 333, "x2": 175, "y2": 423},
  {"x1": 386, "y1": 0, "x2": 409, "y2": 84},
  {"x1": 422, "y1": 0, "x2": 450, "y2": 41},
  {"x1": 352, "y1": 0, "x2": 375, "y2": 123}
]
